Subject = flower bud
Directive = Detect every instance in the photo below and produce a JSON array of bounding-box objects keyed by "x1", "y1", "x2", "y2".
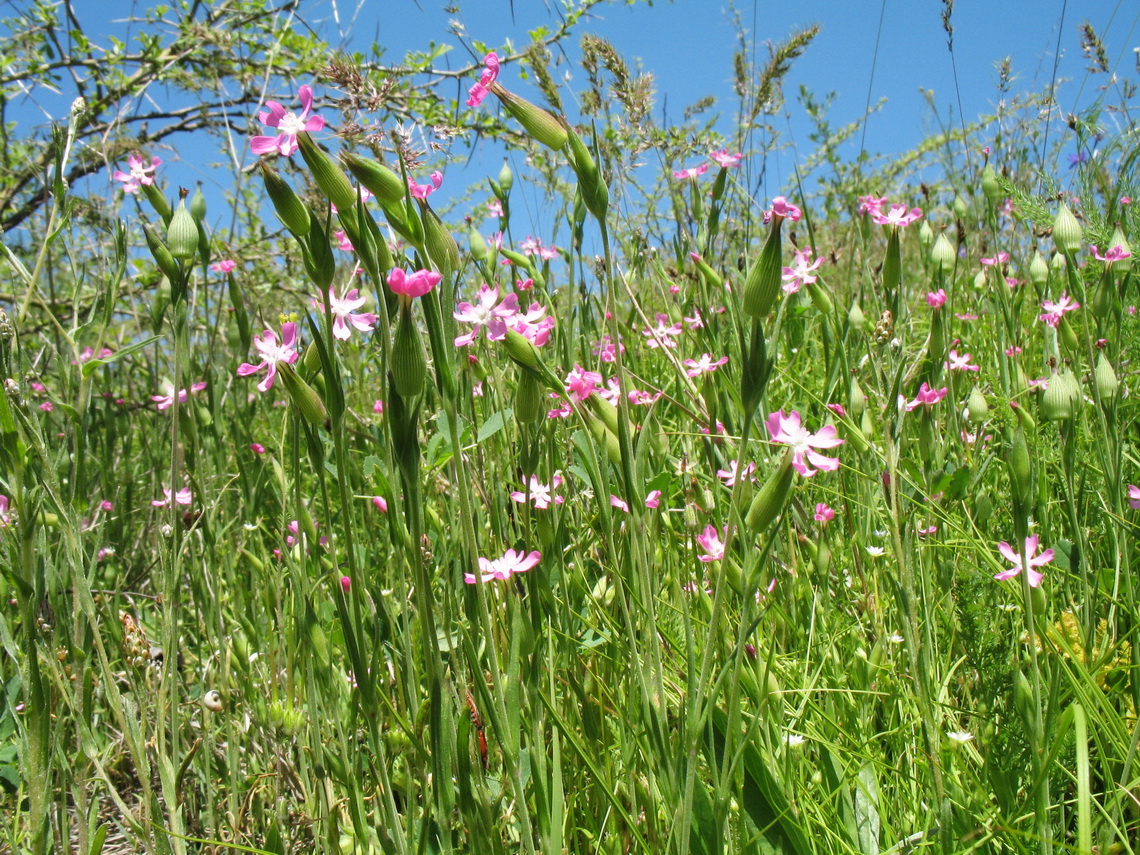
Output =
[
  {"x1": 743, "y1": 218, "x2": 785, "y2": 318},
  {"x1": 261, "y1": 164, "x2": 311, "y2": 236},
  {"x1": 143, "y1": 223, "x2": 181, "y2": 282},
  {"x1": 1009, "y1": 426, "x2": 1032, "y2": 508},
  {"x1": 190, "y1": 184, "x2": 207, "y2": 221},
  {"x1": 1094, "y1": 353, "x2": 1118, "y2": 404},
  {"x1": 277, "y1": 362, "x2": 328, "y2": 428},
  {"x1": 1052, "y1": 202, "x2": 1083, "y2": 255},
  {"x1": 1058, "y1": 315, "x2": 1079, "y2": 352},
  {"x1": 1051, "y1": 251, "x2": 1066, "y2": 273},
  {"x1": 297, "y1": 132, "x2": 356, "y2": 213},
  {"x1": 918, "y1": 220, "x2": 934, "y2": 250},
  {"x1": 745, "y1": 452, "x2": 794, "y2": 532},
  {"x1": 966, "y1": 387, "x2": 989, "y2": 424},
  {"x1": 503, "y1": 328, "x2": 540, "y2": 370},
  {"x1": 515, "y1": 371, "x2": 544, "y2": 423},
  {"x1": 498, "y1": 158, "x2": 514, "y2": 194},
  {"x1": 142, "y1": 181, "x2": 172, "y2": 223},
  {"x1": 340, "y1": 151, "x2": 405, "y2": 204},
  {"x1": 490, "y1": 83, "x2": 567, "y2": 151},
  {"x1": 980, "y1": 164, "x2": 1001, "y2": 203},
  {"x1": 849, "y1": 376, "x2": 867, "y2": 420},
  {"x1": 166, "y1": 193, "x2": 198, "y2": 260},
  {"x1": 930, "y1": 233, "x2": 956, "y2": 272},
  {"x1": 392, "y1": 302, "x2": 428, "y2": 399},
  {"x1": 1028, "y1": 250, "x2": 1049, "y2": 287},
  {"x1": 564, "y1": 123, "x2": 608, "y2": 220},
  {"x1": 847, "y1": 301, "x2": 865, "y2": 330},
  {"x1": 806, "y1": 281, "x2": 833, "y2": 315},
  {"x1": 1040, "y1": 367, "x2": 1078, "y2": 421},
  {"x1": 469, "y1": 223, "x2": 488, "y2": 262},
  {"x1": 421, "y1": 204, "x2": 459, "y2": 281},
  {"x1": 952, "y1": 195, "x2": 968, "y2": 220}
]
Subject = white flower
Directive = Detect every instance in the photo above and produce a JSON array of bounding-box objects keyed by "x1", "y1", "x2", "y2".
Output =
[
  {"x1": 866, "y1": 545, "x2": 885, "y2": 557},
  {"x1": 783, "y1": 733, "x2": 805, "y2": 747},
  {"x1": 946, "y1": 730, "x2": 974, "y2": 743}
]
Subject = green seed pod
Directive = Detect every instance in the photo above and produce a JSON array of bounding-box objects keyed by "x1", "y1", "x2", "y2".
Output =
[
  {"x1": 1040, "y1": 368, "x2": 1078, "y2": 422},
  {"x1": 491, "y1": 84, "x2": 568, "y2": 151},
  {"x1": 1092, "y1": 270, "x2": 1115, "y2": 318},
  {"x1": 391, "y1": 302, "x2": 427, "y2": 399},
  {"x1": 973, "y1": 489, "x2": 993, "y2": 525},
  {"x1": 1013, "y1": 671, "x2": 1035, "y2": 731},
  {"x1": 918, "y1": 219, "x2": 934, "y2": 251},
  {"x1": 143, "y1": 223, "x2": 181, "y2": 283},
  {"x1": 743, "y1": 218, "x2": 785, "y2": 318},
  {"x1": 261, "y1": 163, "x2": 311, "y2": 236},
  {"x1": 515, "y1": 371, "x2": 544, "y2": 423},
  {"x1": 141, "y1": 181, "x2": 172, "y2": 224},
  {"x1": 341, "y1": 151, "x2": 405, "y2": 205},
  {"x1": 843, "y1": 419, "x2": 870, "y2": 454},
  {"x1": 981, "y1": 163, "x2": 1001, "y2": 202},
  {"x1": 277, "y1": 362, "x2": 328, "y2": 428},
  {"x1": 1051, "y1": 251, "x2": 1067, "y2": 273},
  {"x1": 498, "y1": 158, "x2": 514, "y2": 194},
  {"x1": 299, "y1": 341, "x2": 322, "y2": 379},
  {"x1": 806, "y1": 281, "x2": 833, "y2": 314},
  {"x1": 1057, "y1": 315, "x2": 1079, "y2": 353},
  {"x1": 848, "y1": 301, "x2": 866, "y2": 330},
  {"x1": 860, "y1": 408, "x2": 875, "y2": 441},
  {"x1": 1028, "y1": 250, "x2": 1049, "y2": 287},
  {"x1": 503, "y1": 328, "x2": 540, "y2": 370},
  {"x1": 849, "y1": 375, "x2": 867, "y2": 420},
  {"x1": 1009, "y1": 426, "x2": 1032, "y2": 508},
  {"x1": 469, "y1": 223, "x2": 488, "y2": 263},
  {"x1": 421, "y1": 204, "x2": 459, "y2": 281},
  {"x1": 564, "y1": 123, "x2": 608, "y2": 220},
  {"x1": 952, "y1": 195, "x2": 968, "y2": 220},
  {"x1": 745, "y1": 453, "x2": 794, "y2": 532},
  {"x1": 1108, "y1": 224, "x2": 1132, "y2": 273},
  {"x1": 966, "y1": 387, "x2": 989, "y2": 424},
  {"x1": 297, "y1": 132, "x2": 356, "y2": 213},
  {"x1": 881, "y1": 227, "x2": 901, "y2": 297},
  {"x1": 166, "y1": 194, "x2": 198, "y2": 260},
  {"x1": 189, "y1": 184, "x2": 207, "y2": 221},
  {"x1": 1094, "y1": 353, "x2": 1119, "y2": 404},
  {"x1": 930, "y1": 233, "x2": 956, "y2": 272},
  {"x1": 973, "y1": 269, "x2": 988, "y2": 289},
  {"x1": 1052, "y1": 202, "x2": 1083, "y2": 255}
]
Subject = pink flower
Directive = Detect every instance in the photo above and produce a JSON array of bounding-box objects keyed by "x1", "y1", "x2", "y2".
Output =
[
  {"x1": 905, "y1": 383, "x2": 948, "y2": 411},
  {"x1": 112, "y1": 154, "x2": 161, "y2": 194},
  {"x1": 781, "y1": 247, "x2": 823, "y2": 294},
  {"x1": 643, "y1": 313, "x2": 683, "y2": 349},
  {"x1": 956, "y1": 313, "x2": 979, "y2": 322},
  {"x1": 766, "y1": 410, "x2": 844, "y2": 477},
  {"x1": 487, "y1": 231, "x2": 504, "y2": 248},
  {"x1": 453, "y1": 284, "x2": 519, "y2": 346},
  {"x1": 980, "y1": 252, "x2": 1009, "y2": 266},
  {"x1": 826, "y1": 403, "x2": 847, "y2": 418},
  {"x1": 152, "y1": 487, "x2": 192, "y2": 508},
  {"x1": 765, "y1": 196, "x2": 802, "y2": 223},
  {"x1": 674, "y1": 163, "x2": 709, "y2": 180},
  {"x1": 372, "y1": 496, "x2": 389, "y2": 513},
  {"x1": 945, "y1": 350, "x2": 979, "y2": 372},
  {"x1": 709, "y1": 149, "x2": 743, "y2": 168},
  {"x1": 814, "y1": 503, "x2": 835, "y2": 525},
  {"x1": 994, "y1": 535, "x2": 1053, "y2": 588},
  {"x1": 1091, "y1": 244, "x2": 1132, "y2": 264},
  {"x1": 464, "y1": 548, "x2": 541, "y2": 584},
  {"x1": 857, "y1": 195, "x2": 889, "y2": 217},
  {"x1": 610, "y1": 495, "x2": 630, "y2": 513},
  {"x1": 510, "y1": 475, "x2": 565, "y2": 510},
  {"x1": 373, "y1": 400, "x2": 385, "y2": 415},
  {"x1": 645, "y1": 490, "x2": 662, "y2": 509},
  {"x1": 926, "y1": 289, "x2": 947, "y2": 308},
  {"x1": 408, "y1": 171, "x2": 443, "y2": 200},
  {"x1": 1128, "y1": 485, "x2": 1140, "y2": 509},
  {"x1": 487, "y1": 198, "x2": 504, "y2": 218},
  {"x1": 152, "y1": 381, "x2": 208, "y2": 410},
  {"x1": 1038, "y1": 293, "x2": 1080, "y2": 328},
  {"x1": 237, "y1": 322, "x2": 300, "y2": 392},
  {"x1": 466, "y1": 52, "x2": 500, "y2": 108},
  {"x1": 340, "y1": 576, "x2": 351, "y2": 593},
  {"x1": 250, "y1": 443, "x2": 266, "y2": 454},
  {"x1": 250, "y1": 84, "x2": 325, "y2": 157},
  {"x1": 872, "y1": 203, "x2": 923, "y2": 227},
  {"x1": 717, "y1": 460, "x2": 756, "y2": 487},
  {"x1": 38, "y1": 401, "x2": 53, "y2": 412},
  {"x1": 312, "y1": 285, "x2": 377, "y2": 341},
  {"x1": 684, "y1": 353, "x2": 729, "y2": 377},
  {"x1": 546, "y1": 394, "x2": 572, "y2": 419},
  {"x1": 387, "y1": 268, "x2": 441, "y2": 299},
  {"x1": 100, "y1": 500, "x2": 114, "y2": 512},
  {"x1": 210, "y1": 259, "x2": 237, "y2": 273},
  {"x1": 697, "y1": 524, "x2": 727, "y2": 562},
  {"x1": 333, "y1": 230, "x2": 354, "y2": 252},
  {"x1": 516, "y1": 277, "x2": 533, "y2": 291},
  {"x1": 592, "y1": 336, "x2": 624, "y2": 362},
  {"x1": 0, "y1": 495, "x2": 9, "y2": 527},
  {"x1": 1121, "y1": 196, "x2": 1132, "y2": 206},
  {"x1": 565, "y1": 364, "x2": 603, "y2": 404}
]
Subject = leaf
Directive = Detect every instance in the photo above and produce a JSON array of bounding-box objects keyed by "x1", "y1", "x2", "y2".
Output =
[
  {"x1": 81, "y1": 335, "x2": 161, "y2": 377},
  {"x1": 854, "y1": 762, "x2": 880, "y2": 855},
  {"x1": 477, "y1": 408, "x2": 513, "y2": 442}
]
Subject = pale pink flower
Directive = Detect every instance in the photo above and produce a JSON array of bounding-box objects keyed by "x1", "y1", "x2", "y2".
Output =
[
  {"x1": 39, "y1": 401, "x2": 53, "y2": 412},
  {"x1": 152, "y1": 487, "x2": 192, "y2": 508},
  {"x1": 387, "y1": 268, "x2": 441, "y2": 299},
  {"x1": 872, "y1": 203, "x2": 923, "y2": 227},
  {"x1": 487, "y1": 198, "x2": 504, "y2": 218},
  {"x1": 709, "y1": 149, "x2": 743, "y2": 168},
  {"x1": 453, "y1": 284, "x2": 518, "y2": 346},
  {"x1": 152, "y1": 381, "x2": 208, "y2": 410},
  {"x1": 100, "y1": 500, "x2": 114, "y2": 512},
  {"x1": 857, "y1": 195, "x2": 888, "y2": 216},
  {"x1": 237, "y1": 323, "x2": 299, "y2": 392},
  {"x1": 372, "y1": 496, "x2": 389, "y2": 513},
  {"x1": 645, "y1": 490, "x2": 662, "y2": 508},
  {"x1": 1128, "y1": 485, "x2": 1140, "y2": 509},
  {"x1": 674, "y1": 163, "x2": 709, "y2": 180},
  {"x1": 312, "y1": 286, "x2": 377, "y2": 340},
  {"x1": 565, "y1": 365, "x2": 603, "y2": 404},
  {"x1": 765, "y1": 196, "x2": 802, "y2": 223},
  {"x1": 510, "y1": 302, "x2": 555, "y2": 345},
  {"x1": 766, "y1": 410, "x2": 844, "y2": 477},
  {"x1": 466, "y1": 52, "x2": 500, "y2": 108},
  {"x1": 510, "y1": 475, "x2": 565, "y2": 510},
  {"x1": 684, "y1": 353, "x2": 729, "y2": 377},
  {"x1": 926, "y1": 289, "x2": 947, "y2": 308},
  {"x1": 112, "y1": 154, "x2": 161, "y2": 194},
  {"x1": 408, "y1": 171, "x2": 443, "y2": 200},
  {"x1": 592, "y1": 336, "x2": 624, "y2": 362},
  {"x1": 250, "y1": 84, "x2": 325, "y2": 157},
  {"x1": 956, "y1": 313, "x2": 979, "y2": 321},
  {"x1": 1038, "y1": 292, "x2": 1079, "y2": 328},
  {"x1": 628, "y1": 387, "x2": 662, "y2": 406},
  {"x1": 697, "y1": 524, "x2": 727, "y2": 562},
  {"x1": 945, "y1": 350, "x2": 979, "y2": 372},
  {"x1": 0, "y1": 495, "x2": 9, "y2": 527},
  {"x1": 781, "y1": 247, "x2": 823, "y2": 294},
  {"x1": 814, "y1": 503, "x2": 835, "y2": 525},
  {"x1": 643, "y1": 313, "x2": 683, "y2": 349},
  {"x1": 210, "y1": 259, "x2": 236, "y2": 273},
  {"x1": 487, "y1": 231, "x2": 504, "y2": 248},
  {"x1": 905, "y1": 383, "x2": 948, "y2": 411},
  {"x1": 980, "y1": 252, "x2": 1009, "y2": 266},
  {"x1": 546, "y1": 395, "x2": 572, "y2": 419},
  {"x1": 1122, "y1": 196, "x2": 1132, "y2": 206},
  {"x1": 464, "y1": 548, "x2": 540, "y2": 584},
  {"x1": 1091, "y1": 244, "x2": 1132, "y2": 264},
  {"x1": 717, "y1": 460, "x2": 756, "y2": 487},
  {"x1": 994, "y1": 535, "x2": 1053, "y2": 588},
  {"x1": 826, "y1": 403, "x2": 846, "y2": 418},
  {"x1": 334, "y1": 230, "x2": 354, "y2": 252},
  {"x1": 610, "y1": 495, "x2": 630, "y2": 513}
]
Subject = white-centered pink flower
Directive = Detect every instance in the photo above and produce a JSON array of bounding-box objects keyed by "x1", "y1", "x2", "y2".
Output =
[
  {"x1": 152, "y1": 487, "x2": 192, "y2": 508},
  {"x1": 766, "y1": 410, "x2": 844, "y2": 477},
  {"x1": 466, "y1": 52, "x2": 500, "y2": 108},
  {"x1": 697, "y1": 524, "x2": 727, "y2": 562},
  {"x1": 673, "y1": 163, "x2": 709, "y2": 180},
  {"x1": 945, "y1": 350, "x2": 979, "y2": 372},
  {"x1": 152, "y1": 381, "x2": 208, "y2": 411},
  {"x1": 113, "y1": 154, "x2": 161, "y2": 194},
  {"x1": 237, "y1": 323, "x2": 300, "y2": 392},
  {"x1": 994, "y1": 535, "x2": 1053, "y2": 588},
  {"x1": 857, "y1": 195, "x2": 889, "y2": 217},
  {"x1": 250, "y1": 85, "x2": 325, "y2": 157},
  {"x1": 510, "y1": 475, "x2": 564, "y2": 510},
  {"x1": 684, "y1": 353, "x2": 729, "y2": 377},
  {"x1": 565, "y1": 365, "x2": 603, "y2": 404},
  {"x1": 1091, "y1": 244, "x2": 1131, "y2": 264},
  {"x1": 453, "y1": 284, "x2": 519, "y2": 346},
  {"x1": 464, "y1": 548, "x2": 540, "y2": 584},
  {"x1": 905, "y1": 382, "x2": 948, "y2": 411},
  {"x1": 717, "y1": 460, "x2": 756, "y2": 487},
  {"x1": 781, "y1": 247, "x2": 823, "y2": 294},
  {"x1": 1038, "y1": 292, "x2": 1080, "y2": 328},
  {"x1": 312, "y1": 285, "x2": 377, "y2": 341},
  {"x1": 408, "y1": 171, "x2": 443, "y2": 200},
  {"x1": 764, "y1": 196, "x2": 802, "y2": 223},
  {"x1": 872, "y1": 203, "x2": 923, "y2": 227},
  {"x1": 709, "y1": 149, "x2": 742, "y2": 168}
]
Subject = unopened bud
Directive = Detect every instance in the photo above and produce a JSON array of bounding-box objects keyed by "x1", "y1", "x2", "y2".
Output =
[
  {"x1": 261, "y1": 164, "x2": 311, "y2": 236},
  {"x1": 847, "y1": 301, "x2": 865, "y2": 330},
  {"x1": 745, "y1": 453, "x2": 794, "y2": 532},
  {"x1": 490, "y1": 83, "x2": 567, "y2": 151},
  {"x1": 166, "y1": 191, "x2": 198, "y2": 260},
  {"x1": 391, "y1": 302, "x2": 428, "y2": 399},
  {"x1": 1094, "y1": 353, "x2": 1118, "y2": 404},
  {"x1": 1040, "y1": 367, "x2": 1078, "y2": 421},
  {"x1": 930, "y1": 233, "x2": 956, "y2": 272},
  {"x1": 1052, "y1": 202, "x2": 1083, "y2": 255},
  {"x1": 341, "y1": 151, "x2": 405, "y2": 205},
  {"x1": 297, "y1": 132, "x2": 356, "y2": 213},
  {"x1": 966, "y1": 387, "x2": 989, "y2": 424},
  {"x1": 981, "y1": 163, "x2": 1001, "y2": 202},
  {"x1": 743, "y1": 219, "x2": 785, "y2": 318},
  {"x1": 1028, "y1": 250, "x2": 1049, "y2": 287}
]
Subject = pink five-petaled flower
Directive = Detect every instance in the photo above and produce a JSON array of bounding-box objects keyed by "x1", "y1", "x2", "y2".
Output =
[
  {"x1": 905, "y1": 382, "x2": 948, "y2": 411},
  {"x1": 464, "y1": 548, "x2": 541, "y2": 584},
  {"x1": 510, "y1": 475, "x2": 565, "y2": 510},
  {"x1": 237, "y1": 323, "x2": 299, "y2": 392},
  {"x1": 764, "y1": 196, "x2": 802, "y2": 223},
  {"x1": 980, "y1": 252, "x2": 1010, "y2": 266},
  {"x1": 312, "y1": 285, "x2": 377, "y2": 341},
  {"x1": 211, "y1": 259, "x2": 237, "y2": 274},
  {"x1": 113, "y1": 154, "x2": 162, "y2": 194},
  {"x1": 408, "y1": 171, "x2": 443, "y2": 200},
  {"x1": 697, "y1": 524, "x2": 727, "y2": 562},
  {"x1": 387, "y1": 268, "x2": 441, "y2": 299},
  {"x1": 814, "y1": 503, "x2": 835, "y2": 526},
  {"x1": 1091, "y1": 244, "x2": 1132, "y2": 264},
  {"x1": 709, "y1": 149, "x2": 743, "y2": 168},
  {"x1": 857, "y1": 195, "x2": 889, "y2": 217},
  {"x1": 645, "y1": 490, "x2": 662, "y2": 509},
  {"x1": 565, "y1": 364, "x2": 603, "y2": 404},
  {"x1": 0, "y1": 495, "x2": 10, "y2": 527},
  {"x1": 673, "y1": 163, "x2": 709, "y2": 180},
  {"x1": 152, "y1": 381, "x2": 208, "y2": 411},
  {"x1": 466, "y1": 52, "x2": 500, "y2": 108},
  {"x1": 781, "y1": 247, "x2": 823, "y2": 294},
  {"x1": 684, "y1": 353, "x2": 729, "y2": 378},
  {"x1": 1038, "y1": 292, "x2": 1080, "y2": 328},
  {"x1": 152, "y1": 487, "x2": 192, "y2": 508},
  {"x1": 453, "y1": 284, "x2": 519, "y2": 346},
  {"x1": 766, "y1": 410, "x2": 844, "y2": 478},
  {"x1": 250, "y1": 85, "x2": 325, "y2": 157},
  {"x1": 945, "y1": 350, "x2": 979, "y2": 372},
  {"x1": 926, "y1": 289, "x2": 947, "y2": 308},
  {"x1": 717, "y1": 460, "x2": 756, "y2": 487},
  {"x1": 1128, "y1": 485, "x2": 1140, "y2": 509},
  {"x1": 994, "y1": 535, "x2": 1053, "y2": 588},
  {"x1": 872, "y1": 203, "x2": 923, "y2": 227}
]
